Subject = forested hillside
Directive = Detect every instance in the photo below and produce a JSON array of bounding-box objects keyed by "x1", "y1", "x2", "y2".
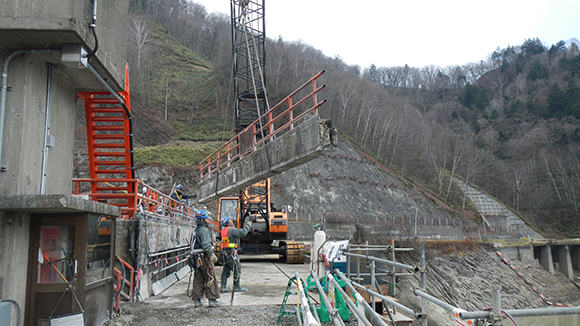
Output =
[{"x1": 121, "y1": 0, "x2": 580, "y2": 237}]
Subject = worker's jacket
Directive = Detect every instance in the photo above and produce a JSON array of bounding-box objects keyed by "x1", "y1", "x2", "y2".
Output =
[
  {"x1": 195, "y1": 221, "x2": 214, "y2": 256},
  {"x1": 220, "y1": 222, "x2": 251, "y2": 249},
  {"x1": 171, "y1": 190, "x2": 181, "y2": 201}
]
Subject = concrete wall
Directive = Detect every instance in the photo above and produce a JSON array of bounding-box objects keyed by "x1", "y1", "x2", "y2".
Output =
[
  {"x1": 0, "y1": 56, "x2": 77, "y2": 195},
  {"x1": 1, "y1": 0, "x2": 130, "y2": 193},
  {"x1": 116, "y1": 217, "x2": 197, "y2": 301},
  {"x1": 0, "y1": 0, "x2": 129, "y2": 87},
  {"x1": 0, "y1": 212, "x2": 30, "y2": 322}
]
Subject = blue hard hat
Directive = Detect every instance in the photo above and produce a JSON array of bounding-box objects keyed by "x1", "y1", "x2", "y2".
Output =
[
  {"x1": 221, "y1": 216, "x2": 230, "y2": 227},
  {"x1": 176, "y1": 184, "x2": 183, "y2": 190},
  {"x1": 195, "y1": 209, "x2": 209, "y2": 218}
]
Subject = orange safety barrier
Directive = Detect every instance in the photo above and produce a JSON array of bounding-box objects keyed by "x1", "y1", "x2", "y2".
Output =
[
  {"x1": 199, "y1": 70, "x2": 326, "y2": 179},
  {"x1": 116, "y1": 255, "x2": 135, "y2": 301}
]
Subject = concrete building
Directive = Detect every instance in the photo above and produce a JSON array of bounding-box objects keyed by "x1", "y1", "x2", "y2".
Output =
[{"x1": 0, "y1": 1, "x2": 129, "y2": 325}]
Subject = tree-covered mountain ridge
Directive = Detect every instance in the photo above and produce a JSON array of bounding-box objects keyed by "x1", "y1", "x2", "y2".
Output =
[{"x1": 120, "y1": 1, "x2": 580, "y2": 237}]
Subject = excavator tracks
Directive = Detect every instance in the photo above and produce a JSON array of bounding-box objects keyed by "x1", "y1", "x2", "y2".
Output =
[{"x1": 283, "y1": 241, "x2": 306, "y2": 264}]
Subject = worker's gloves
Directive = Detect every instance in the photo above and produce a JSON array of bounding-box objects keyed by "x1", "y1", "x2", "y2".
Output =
[
  {"x1": 210, "y1": 254, "x2": 218, "y2": 264},
  {"x1": 245, "y1": 220, "x2": 253, "y2": 229}
]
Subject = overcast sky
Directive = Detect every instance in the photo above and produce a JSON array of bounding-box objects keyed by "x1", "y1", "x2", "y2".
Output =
[{"x1": 194, "y1": 0, "x2": 579, "y2": 69}]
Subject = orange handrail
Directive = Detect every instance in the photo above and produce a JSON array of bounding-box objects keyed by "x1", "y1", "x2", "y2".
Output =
[
  {"x1": 71, "y1": 179, "x2": 218, "y2": 230},
  {"x1": 199, "y1": 70, "x2": 326, "y2": 180}
]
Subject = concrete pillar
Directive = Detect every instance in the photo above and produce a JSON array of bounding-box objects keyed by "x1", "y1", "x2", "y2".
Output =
[
  {"x1": 518, "y1": 245, "x2": 535, "y2": 266},
  {"x1": 558, "y1": 245, "x2": 574, "y2": 280},
  {"x1": 570, "y1": 245, "x2": 580, "y2": 272},
  {"x1": 539, "y1": 245, "x2": 554, "y2": 274}
]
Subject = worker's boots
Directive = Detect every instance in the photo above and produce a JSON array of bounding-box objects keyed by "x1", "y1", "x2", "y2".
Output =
[
  {"x1": 220, "y1": 278, "x2": 229, "y2": 293},
  {"x1": 208, "y1": 299, "x2": 221, "y2": 307},
  {"x1": 234, "y1": 279, "x2": 247, "y2": 292},
  {"x1": 193, "y1": 299, "x2": 203, "y2": 307}
]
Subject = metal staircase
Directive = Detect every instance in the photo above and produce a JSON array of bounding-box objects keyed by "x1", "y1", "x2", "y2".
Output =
[{"x1": 77, "y1": 64, "x2": 137, "y2": 218}]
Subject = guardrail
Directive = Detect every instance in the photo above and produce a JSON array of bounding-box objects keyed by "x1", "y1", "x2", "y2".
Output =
[
  {"x1": 199, "y1": 70, "x2": 326, "y2": 180},
  {"x1": 72, "y1": 178, "x2": 218, "y2": 230}
]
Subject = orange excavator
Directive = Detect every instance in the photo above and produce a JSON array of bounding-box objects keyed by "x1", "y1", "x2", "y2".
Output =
[{"x1": 217, "y1": 178, "x2": 305, "y2": 263}]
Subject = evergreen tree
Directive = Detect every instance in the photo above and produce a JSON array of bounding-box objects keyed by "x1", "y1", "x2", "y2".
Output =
[
  {"x1": 462, "y1": 83, "x2": 488, "y2": 110},
  {"x1": 527, "y1": 62, "x2": 549, "y2": 81},
  {"x1": 521, "y1": 38, "x2": 546, "y2": 57},
  {"x1": 546, "y1": 84, "x2": 568, "y2": 118}
]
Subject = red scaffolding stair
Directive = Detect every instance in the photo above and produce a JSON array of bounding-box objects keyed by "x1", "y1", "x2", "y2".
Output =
[{"x1": 77, "y1": 64, "x2": 137, "y2": 218}]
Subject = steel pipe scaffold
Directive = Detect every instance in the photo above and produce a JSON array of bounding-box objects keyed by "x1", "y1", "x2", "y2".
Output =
[
  {"x1": 412, "y1": 288, "x2": 460, "y2": 312},
  {"x1": 328, "y1": 269, "x2": 387, "y2": 326},
  {"x1": 338, "y1": 271, "x2": 422, "y2": 320},
  {"x1": 326, "y1": 273, "x2": 373, "y2": 326},
  {"x1": 343, "y1": 252, "x2": 419, "y2": 273},
  {"x1": 309, "y1": 271, "x2": 346, "y2": 326}
]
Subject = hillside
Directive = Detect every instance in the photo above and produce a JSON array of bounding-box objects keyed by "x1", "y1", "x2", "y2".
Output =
[{"x1": 82, "y1": 1, "x2": 580, "y2": 238}]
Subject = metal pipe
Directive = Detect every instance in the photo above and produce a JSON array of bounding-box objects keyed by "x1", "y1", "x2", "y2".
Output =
[
  {"x1": 147, "y1": 245, "x2": 190, "y2": 258},
  {"x1": 328, "y1": 272, "x2": 389, "y2": 326},
  {"x1": 326, "y1": 273, "x2": 373, "y2": 326},
  {"x1": 350, "y1": 244, "x2": 393, "y2": 248},
  {"x1": 346, "y1": 246, "x2": 351, "y2": 279},
  {"x1": 85, "y1": 63, "x2": 129, "y2": 116},
  {"x1": 412, "y1": 288, "x2": 458, "y2": 312},
  {"x1": 151, "y1": 258, "x2": 187, "y2": 275},
  {"x1": 348, "y1": 247, "x2": 415, "y2": 252},
  {"x1": 348, "y1": 278, "x2": 422, "y2": 319},
  {"x1": 343, "y1": 252, "x2": 419, "y2": 272},
  {"x1": 1, "y1": 49, "x2": 57, "y2": 171},
  {"x1": 391, "y1": 239, "x2": 396, "y2": 296},
  {"x1": 492, "y1": 290, "x2": 503, "y2": 326},
  {"x1": 40, "y1": 63, "x2": 53, "y2": 194},
  {"x1": 421, "y1": 241, "x2": 427, "y2": 326},
  {"x1": 295, "y1": 272, "x2": 320, "y2": 326},
  {"x1": 370, "y1": 260, "x2": 376, "y2": 312},
  {"x1": 460, "y1": 306, "x2": 580, "y2": 319},
  {"x1": 309, "y1": 271, "x2": 345, "y2": 326}
]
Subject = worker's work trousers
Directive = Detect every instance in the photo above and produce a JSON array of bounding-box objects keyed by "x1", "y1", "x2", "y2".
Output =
[
  {"x1": 221, "y1": 249, "x2": 242, "y2": 286},
  {"x1": 191, "y1": 256, "x2": 220, "y2": 301}
]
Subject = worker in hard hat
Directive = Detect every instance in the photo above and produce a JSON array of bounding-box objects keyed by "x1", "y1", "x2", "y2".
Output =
[
  {"x1": 191, "y1": 209, "x2": 221, "y2": 307},
  {"x1": 170, "y1": 184, "x2": 190, "y2": 203},
  {"x1": 219, "y1": 216, "x2": 252, "y2": 293}
]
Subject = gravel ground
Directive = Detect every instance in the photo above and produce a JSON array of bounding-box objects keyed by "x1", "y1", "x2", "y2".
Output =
[
  {"x1": 105, "y1": 300, "x2": 360, "y2": 326},
  {"x1": 105, "y1": 256, "x2": 362, "y2": 326}
]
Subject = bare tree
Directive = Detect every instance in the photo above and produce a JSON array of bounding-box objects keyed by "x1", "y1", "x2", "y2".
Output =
[{"x1": 130, "y1": 16, "x2": 152, "y2": 74}]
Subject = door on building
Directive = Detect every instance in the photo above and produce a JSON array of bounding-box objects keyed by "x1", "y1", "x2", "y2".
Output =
[{"x1": 26, "y1": 214, "x2": 87, "y2": 326}]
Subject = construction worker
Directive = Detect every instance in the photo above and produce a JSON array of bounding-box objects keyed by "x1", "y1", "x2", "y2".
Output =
[
  {"x1": 220, "y1": 216, "x2": 252, "y2": 293},
  {"x1": 170, "y1": 184, "x2": 190, "y2": 204},
  {"x1": 191, "y1": 210, "x2": 221, "y2": 307}
]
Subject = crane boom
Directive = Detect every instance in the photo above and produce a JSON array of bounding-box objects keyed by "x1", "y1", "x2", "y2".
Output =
[{"x1": 230, "y1": 0, "x2": 268, "y2": 133}]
